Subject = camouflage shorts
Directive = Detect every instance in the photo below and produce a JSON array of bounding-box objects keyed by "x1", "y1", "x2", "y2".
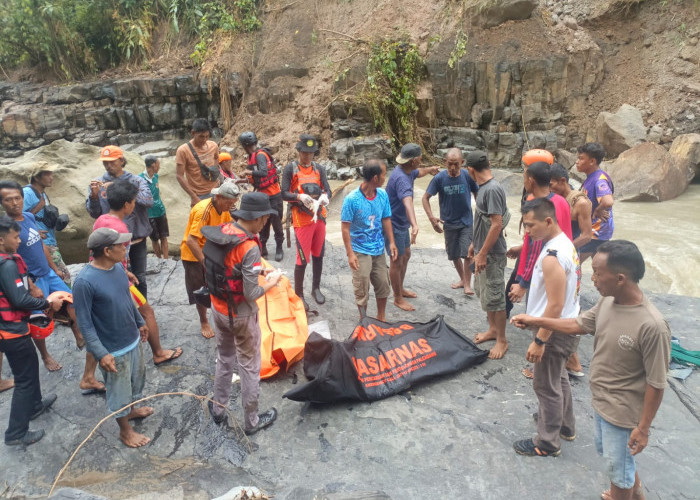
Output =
[{"x1": 46, "y1": 244, "x2": 71, "y2": 286}]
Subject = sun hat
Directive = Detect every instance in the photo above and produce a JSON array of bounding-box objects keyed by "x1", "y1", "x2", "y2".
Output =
[
  {"x1": 231, "y1": 192, "x2": 279, "y2": 220},
  {"x1": 295, "y1": 134, "x2": 319, "y2": 153}
]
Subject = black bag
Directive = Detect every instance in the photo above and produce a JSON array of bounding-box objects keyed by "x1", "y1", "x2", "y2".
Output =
[
  {"x1": 187, "y1": 143, "x2": 220, "y2": 182},
  {"x1": 284, "y1": 316, "x2": 489, "y2": 404},
  {"x1": 27, "y1": 186, "x2": 67, "y2": 230}
]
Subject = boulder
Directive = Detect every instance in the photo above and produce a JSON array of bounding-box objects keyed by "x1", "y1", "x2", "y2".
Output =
[
  {"x1": 329, "y1": 135, "x2": 393, "y2": 169},
  {"x1": 0, "y1": 139, "x2": 192, "y2": 262},
  {"x1": 668, "y1": 133, "x2": 700, "y2": 181},
  {"x1": 595, "y1": 104, "x2": 646, "y2": 157},
  {"x1": 492, "y1": 168, "x2": 525, "y2": 197},
  {"x1": 475, "y1": 0, "x2": 537, "y2": 28},
  {"x1": 602, "y1": 142, "x2": 694, "y2": 202}
]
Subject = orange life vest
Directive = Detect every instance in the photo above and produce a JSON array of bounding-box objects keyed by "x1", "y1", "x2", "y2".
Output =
[
  {"x1": 247, "y1": 149, "x2": 280, "y2": 194},
  {"x1": 0, "y1": 253, "x2": 31, "y2": 340},
  {"x1": 290, "y1": 162, "x2": 326, "y2": 226}
]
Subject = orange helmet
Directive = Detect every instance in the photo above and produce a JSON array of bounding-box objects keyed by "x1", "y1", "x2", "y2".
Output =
[
  {"x1": 522, "y1": 149, "x2": 554, "y2": 166},
  {"x1": 29, "y1": 315, "x2": 54, "y2": 340},
  {"x1": 219, "y1": 152, "x2": 232, "y2": 163}
]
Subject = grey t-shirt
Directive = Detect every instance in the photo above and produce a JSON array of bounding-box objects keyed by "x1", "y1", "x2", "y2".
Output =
[{"x1": 472, "y1": 178, "x2": 508, "y2": 255}]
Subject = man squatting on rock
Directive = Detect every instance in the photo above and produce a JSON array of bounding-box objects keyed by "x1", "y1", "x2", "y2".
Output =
[
  {"x1": 510, "y1": 198, "x2": 581, "y2": 458},
  {"x1": 238, "y1": 131, "x2": 285, "y2": 262},
  {"x1": 0, "y1": 215, "x2": 62, "y2": 447},
  {"x1": 465, "y1": 151, "x2": 510, "y2": 360},
  {"x1": 341, "y1": 159, "x2": 398, "y2": 322},
  {"x1": 281, "y1": 134, "x2": 331, "y2": 311},
  {"x1": 1, "y1": 180, "x2": 102, "y2": 393},
  {"x1": 206, "y1": 192, "x2": 281, "y2": 435},
  {"x1": 74, "y1": 228, "x2": 154, "y2": 448},
  {"x1": 422, "y1": 147, "x2": 479, "y2": 296},
  {"x1": 512, "y1": 240, "x2": 670, "y2": 500},
  {"x1": 385, "y1": 143, "x2": 439, "y2": 312}
]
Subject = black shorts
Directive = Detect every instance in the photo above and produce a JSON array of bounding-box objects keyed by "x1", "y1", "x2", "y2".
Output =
[
  {"x1": 444, "y1": 225, "x2": 472, "y2": 261},
  {"x1": 183, "y1": 260, "x2": 206, "y2": 305},
  {"x1": 580, "y1": 238, "x2": 606, "y2": 255},
  {"x1": 149, "y1": 215, "x2": 170, "y2": 240}
]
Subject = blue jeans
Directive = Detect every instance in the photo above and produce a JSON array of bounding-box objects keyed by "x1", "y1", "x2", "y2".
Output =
[
  {"x1": 386, "y1": 226, "x2": 410, "y2": 257},
  {"x1": 594, "y1": 411, "x2": 636, "y2": 489}
]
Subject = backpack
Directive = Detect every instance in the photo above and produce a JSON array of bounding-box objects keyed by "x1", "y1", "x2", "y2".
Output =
[{"x1": 201, "y1": 224, "x2": 261, "y2": 327}]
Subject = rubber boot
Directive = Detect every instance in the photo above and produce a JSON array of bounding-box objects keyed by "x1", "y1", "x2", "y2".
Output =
[
  {"x1": 311, "y1": 257, "x2": 325, "y2": 305},
  {"x1": 260, "y1": 244, "x2": 268, "y2": 258},
  {"x1": 294, "y1": 265, "x2": 309, "y2": 311},
  {"x1": 275, "y1": 244, "x2": 284, "y2": 262}
]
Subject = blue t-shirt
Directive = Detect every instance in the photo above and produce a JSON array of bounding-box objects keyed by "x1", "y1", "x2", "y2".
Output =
[
  {"x1": 18, "y1": 213, "x2": 51, "y2": 278},
  {"x1": 385, "y1": 166, "x2": 419, "y2": 229},
  {"x1": 340, "y1": 187, "x2": 392, "y2": 256},
  {"x1": 22, "y1": 186, "x2": 57, "y2": 246},
  {"x1": 73, "y1": 263, "x2": 144, "y2": 361},
  {"x1": 425, "y1": 169, "x2": 479, "y2": 229}
]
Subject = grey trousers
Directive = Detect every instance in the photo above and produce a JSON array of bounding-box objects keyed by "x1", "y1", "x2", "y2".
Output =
[
  {"x1": 211, "y1": 308, "x2": 261, "y2": 430},
  {"x1": 533, "y1": 332, "x2": 580, "y2": 451}
]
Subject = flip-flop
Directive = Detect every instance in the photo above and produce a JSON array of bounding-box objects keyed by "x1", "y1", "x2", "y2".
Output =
[
  {"x1": 81, "y1": 386, "x2": 106, "y2": 395},
  {"x1": 567, "y1": 369, "x2": 585, "y2": 378},
  {"x1": 154, "y1": 347, "x2": 183, "y2": 366},
  {"x1": 522, "y1": 367, "x2": 534, "y2": 379}
]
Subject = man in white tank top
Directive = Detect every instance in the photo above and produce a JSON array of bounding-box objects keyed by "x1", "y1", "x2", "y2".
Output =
[{"x1": 512, "y1": 197, "x2": 581, "y2": 458}]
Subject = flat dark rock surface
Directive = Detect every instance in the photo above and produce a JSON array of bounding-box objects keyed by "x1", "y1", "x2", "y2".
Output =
[{"x1": 1, "y1": 246, "x2": 698, "y2": 500}]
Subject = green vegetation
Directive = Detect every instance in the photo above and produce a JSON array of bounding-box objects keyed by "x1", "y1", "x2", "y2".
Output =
[
  {"x1": 363, "y1": 40, "x2": 425, "y2": 145},
  {"x1": 448, "y1": 29, "x2": 469, "y2": 69},
  {"x1": 0, "y1": 0, "x2": 262, "y2": 80}
]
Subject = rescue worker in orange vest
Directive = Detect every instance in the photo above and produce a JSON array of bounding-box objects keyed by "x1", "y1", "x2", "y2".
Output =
[
  {"x1": 281, "y1": 134, "x2": 332, "y2": 311},
  {"x1": 204, "y1": 192, "x2": 281, "y2": 435},
  {"x1": 0, "y1": 215, "x2": 62, "y2": 446},
  {"x1": 238, "y1": 132, "x2": 284, "y2": 262}
]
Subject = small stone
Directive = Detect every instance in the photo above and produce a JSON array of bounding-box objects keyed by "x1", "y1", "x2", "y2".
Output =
[
  {"x1": 643, "y1": 37, "x2": 653, "y2": 48},
  {"x1": 562, "y1": 15, "x2": 578, "y2": 30}
]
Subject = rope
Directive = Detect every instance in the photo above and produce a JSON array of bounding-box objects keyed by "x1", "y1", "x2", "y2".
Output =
[{"x1": 48, "y1": 391, "x2": 251, "y2": 497}]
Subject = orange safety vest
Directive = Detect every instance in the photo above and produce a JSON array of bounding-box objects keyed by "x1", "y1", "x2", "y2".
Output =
[
  {"x1": 0, "y1": 253, "x2": 31, "y2": 340},
  {"x1": 290, "y1": 162, "x2": 326, "y2": 227},
  {"x1": 247, "y1": 149, "x2": 281, "y2": 196}
]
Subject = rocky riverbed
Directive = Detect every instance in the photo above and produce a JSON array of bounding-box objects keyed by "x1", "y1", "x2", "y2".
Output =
[{"x1": 1, "y1": 245, "x2": 698, "y2": 500}]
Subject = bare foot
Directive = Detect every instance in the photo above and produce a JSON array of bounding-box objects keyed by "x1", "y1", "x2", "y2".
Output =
[
  {"x1": 376, "y1": 314, "x2": 386, "y2": 322},
  {"x1": 127, "y1": 406, "x2": 154, "y2": 421},
  {"x1": 488, "y1": 340, "x2": 509, "y2": 360},
  {"x1": 79, "y1": 379, "x2": 106, "y2": 392},
  {"x1": 463, "y1": 286, "x2": 475, "y2": 296},
  {"x1": 566, "y1": 356, "x2": 583, "y2": 374},
  {"x1": 201, "y1": 323, "x2": 215, "y2": 339},
  {"x1": 601, "y1": 485, "x2": 645, "y2": 500},
  {"x1": 153, "y1": 347, "x2": 183, "y2": 365},
  {"x1": 394, "y1": 298, "x2": 416, "y2": 311},
  {"x1": 42, "y1": 355, "x2": 62, "y2": 372},
  {"x1": 120, "y1": 427, "x2": 151, "y2": 448},
  {"x1": 474, "y1": 331, "x2": 497, "y2": 344},
  {"x1": 401, "y1": 289, "x2": 417, "y2": 298},
  {"x1": 451, "y1": 281, "x2": 464, "y2": 289},
  {"x1": 0, "y1": 379, "x2": 14, "y2": 392},
  {"x1": 521, "y1": 367, "x2": 534, "y2": 379}
]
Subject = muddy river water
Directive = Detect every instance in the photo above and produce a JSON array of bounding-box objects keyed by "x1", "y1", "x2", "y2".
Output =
[{"x1": 326, "y1": 177, "x2": 700, "y2": 298}]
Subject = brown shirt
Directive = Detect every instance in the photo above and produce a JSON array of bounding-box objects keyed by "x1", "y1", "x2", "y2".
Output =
[
  {"x1": 577, "y1": 295, "x2": 671, "y2": 429},
  {"x1": 175, "y1": 140, "x2": 219, "y2": 196}
]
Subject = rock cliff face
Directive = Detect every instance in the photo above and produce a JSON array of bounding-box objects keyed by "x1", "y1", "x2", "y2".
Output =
[{"x1": 0, "y1": 73, "x2": 243, "y2": 158}]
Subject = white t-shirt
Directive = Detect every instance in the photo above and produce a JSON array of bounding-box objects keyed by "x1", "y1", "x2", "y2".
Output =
[{"x1": 526, "y1": 232, "x2": 581, "y2": 319}]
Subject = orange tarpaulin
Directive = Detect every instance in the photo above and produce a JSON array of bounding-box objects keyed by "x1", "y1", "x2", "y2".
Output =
[{"x1": 256, "y1": 262, "x2": 308, "y2": 379}]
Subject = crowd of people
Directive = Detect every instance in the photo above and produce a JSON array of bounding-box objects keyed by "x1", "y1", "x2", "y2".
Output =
[{"x1": 0, "y1": 117, "x2": 671, "y2": 500}]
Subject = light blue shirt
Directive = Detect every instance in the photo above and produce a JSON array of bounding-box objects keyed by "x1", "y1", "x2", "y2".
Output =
[
  {"x1": 340, "y1": 187, "x2": 391, "y2": 256},
  {"x1": 22, "y1": 186, "x2": 57, "y2": 246}
]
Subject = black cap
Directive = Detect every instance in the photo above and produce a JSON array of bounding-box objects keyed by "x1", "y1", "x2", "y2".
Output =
[
  {"x1": 466, "y1": 150, "x2": 489, "y2": 169},
  {"x1": 395, "y1": 143, "x2": 422, "y2": 164},
  {"x1": 296, "y1": 134, "x2": 319, "y2": 153}
]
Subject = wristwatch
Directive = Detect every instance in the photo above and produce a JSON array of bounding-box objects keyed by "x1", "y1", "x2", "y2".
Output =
[{"x1": 533, "y1": 336, "x2": 546, "y2": 346}]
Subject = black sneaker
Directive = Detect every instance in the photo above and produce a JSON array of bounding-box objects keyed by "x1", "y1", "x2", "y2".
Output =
[
  {"x1": 274, "y1": 245, "x2": 283, "y2": 262},
  {"x1": 513, "y1": 438, "x2": 560, "y2": 457},
  {"x1": 311, "y1": 288, "x2": 325, "y2": 305},
  {"x1": 244, "y1": 407, "x2": 277, "y2": 435},
  {"x1": 30, "y1": 393, "x2": 57, "y2": 421},
  {"x1": 5, "y1": 429, "x2": 45, "y2": 446},
  {"x1": 532, "y1": 412, "x2": 576, "y2": 441},
  {"x1": 208, "y1": 400, "x2": 225, "y2": 425}
]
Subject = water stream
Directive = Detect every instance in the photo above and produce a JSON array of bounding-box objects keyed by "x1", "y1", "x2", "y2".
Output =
[{"x1": 326, "y1": 178, "x2": 700, "y2": 298}]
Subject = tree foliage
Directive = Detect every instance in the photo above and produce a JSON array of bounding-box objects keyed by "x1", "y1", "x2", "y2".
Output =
[{"x1": 0, "y1": 0, "x2": 262, "y2": 80}]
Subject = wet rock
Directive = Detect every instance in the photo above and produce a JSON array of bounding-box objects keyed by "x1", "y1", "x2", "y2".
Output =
[
  {"x1": 602, "y1": 142, "x2": 694, "y2": 201},
  {"x1": 336, "y1": 166, "x2": 359, "y2": 180},
  {"x1": 595, "y1": 104, "x2": 646, "y2": 157},
  {"x1": 318, "y1": 159, "x2": 339, "y2": 180},
  {"x1": 492, "y1": 168, "x2": 525, "y2": 197},
  {"x1": 668, "y1": 133, "x2": 700, "y2": 180}
]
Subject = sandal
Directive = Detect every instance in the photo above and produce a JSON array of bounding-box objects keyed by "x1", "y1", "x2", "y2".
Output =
[{"x1": 513, "y1": 438, "x2": 561, "y2": 457}]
